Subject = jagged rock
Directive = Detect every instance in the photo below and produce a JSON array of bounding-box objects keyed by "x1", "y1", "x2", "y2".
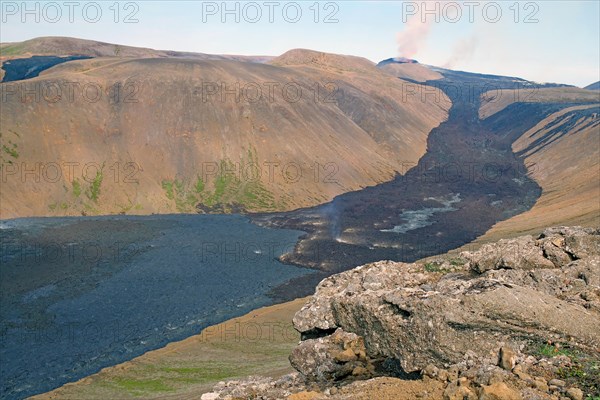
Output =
[
  {"x1": 565, "y1": 387, "x2": 584, "y2": 400},
  {"x1": 292, "y1": 261, "x2": 429, "y2": 336},
  {"x1": 566, "y1": 256, "x2": 600, "y2": 287},
  {"x1": 443, "y1": 380, "x2": 477, "y2": 400},
  {"x1": 437, "y1": 368, "x2": 449, "y2": 382},
  {"x1": 473, "y1": 364, "x2": 511, "y2": 387},
  {"x1": 463, "y1": 226, "x2": 600, "y2": 273},
  {"x1": 548, "y1": 379, "x2": 566, "y2": 387},
  {"x1": 335, "y1": 348, "x2": 358, "y2": 363},
  {"x1": 532, "y1": 377, "x2": 549, "y2": 393},
  {"x1": 520, "y1": 387, "x2": 559, "y2": 400},
  {"x1": 479, "y1": 382, "x2": 523, "y2": 400},
  {"x1": 499, "y1": 347, "x2": 517, "y2": 371},
  {"x1": 540, "y1": 239, "x2": 572, "y2": 267},
  {"x1": 289, "y1": 328, "x2": 374, "y2": 382},
  {"x1": 203, "y1": 374, "x2": 308, "y2": 400},
  {"x1": 422, "y1": 364, "x2": 439, "y2": 379},
  {"x1": 512, "y1": 364, "x2": 532, "y2": 381},
  {"x1": 463, "y1": 235, "x2": 555, "y2": 273},
  {"x1": 291, "y1": 228, "x2": 600, "y2": 375},
  {"x1": 288, "y1": 391, "x2": 324, "y2": 400},
  {"x1": 448, "y1": 365, "x2": 461, "y2": 382},
  {"x1": 541, "y1": 227, "x2": 600, "y2": 259}
]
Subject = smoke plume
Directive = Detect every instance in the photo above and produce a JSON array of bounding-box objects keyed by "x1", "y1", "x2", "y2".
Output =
[{"x1": 396, "y1": 14, "x2": 433, "y2": 59}]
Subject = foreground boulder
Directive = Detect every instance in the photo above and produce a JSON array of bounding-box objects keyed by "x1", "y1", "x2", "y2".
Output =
[
  {"x1": 292, "y1": 227, "x2": 600, "y2": 374},
  {"x1": 289, "y1": 328, "x2": 375, "y2": 382}
]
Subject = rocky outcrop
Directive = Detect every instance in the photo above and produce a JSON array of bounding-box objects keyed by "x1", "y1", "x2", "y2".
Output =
[
  {"x1": 289, "y1": 328, "x2": 375, "y2": 382},
  {"x1": 466, "y1": 227, "x2": 599, "y2": 273},
  {"x1": 465, "y1": 234, "x2": 556, "y2": 272},
  {"x1": 204, "y1": 227, "x2": 599, "y2": 399},
  {"x1": 286, "y1": 226, "x2": 600, "y2": 398},
  {"x1": 292, "y1": 227, "x2": 599, "y2": 375}
]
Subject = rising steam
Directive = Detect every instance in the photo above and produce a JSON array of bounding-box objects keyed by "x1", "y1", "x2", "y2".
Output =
[
  {"x1": 397, "y1": 0, "x2": 478, "y2": 65},
  {"x1": 396, "y1": 14, "x2": 433, "y2": 59}
]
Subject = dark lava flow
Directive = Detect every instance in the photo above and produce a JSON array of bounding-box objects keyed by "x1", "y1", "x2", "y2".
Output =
[
  {"x1": 0, "y1": 215, "x2": 308, "y2": 400},
  {"x1": 253, "y1": 70, "x2": 585, "y2": 299},
  {"x1": 1, "y1": 55, "x2": 92, "y2": 82}
]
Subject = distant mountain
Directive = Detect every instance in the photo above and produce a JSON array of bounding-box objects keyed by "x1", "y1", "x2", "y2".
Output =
[
  {"x1": 584, "y1": 81, "x2": 600, "y2": 90},
  {"x1": 0, "y1": 36, "x2": 274, "y2": 62},
  {"x1": 376, "y1": 57, "x2": 419, "y2": 66},
  {"x1": 377, "y1": 59, "x2": 443, "y2": 82},
  {"x1": 0, "y1": 36, "x2": 274, "y2": 82}
]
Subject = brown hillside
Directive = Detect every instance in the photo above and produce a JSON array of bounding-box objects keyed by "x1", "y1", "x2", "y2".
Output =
[
  {"x1": 0, "y1": 53, "x2": 450, "y2": 218},
  {"x1": 479, "y1": 86, "x2": 599, "y2": 119},
  {"x1": 469, "y1": 104, "x2": 599, "y2": 244},
  {"x1": 378, "y1": 62, "x2": 443, "y2": 82},
  {"x1": 271, "y1": 49, "x2": 450, "y2": 166}
]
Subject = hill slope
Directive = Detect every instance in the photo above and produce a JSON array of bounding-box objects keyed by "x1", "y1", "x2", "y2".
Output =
[
  {"x1": 0, "y1": 48, "x2": 450, "y2": 218},
  {"x1": 469, "y1": 103, "x2": 600, "y2": 244},
  {"x1": 0, "y1": 36, "x2": 272, "y2": 62},
  {"x1": 0, "y1": 37, "x2": 273, "y2": 81},
  {"x1": 584, "y1": 81, "x2": 600, "y2": 90}
]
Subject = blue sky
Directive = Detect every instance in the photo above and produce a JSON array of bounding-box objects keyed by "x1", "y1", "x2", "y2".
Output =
[{"x1": 1, "y1": 1, "x2": 599, "y2": 86}]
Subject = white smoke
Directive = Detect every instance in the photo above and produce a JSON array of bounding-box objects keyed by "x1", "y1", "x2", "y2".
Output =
[{"x1": 396, "y1": 15, "x2": 433, "y2": 59}]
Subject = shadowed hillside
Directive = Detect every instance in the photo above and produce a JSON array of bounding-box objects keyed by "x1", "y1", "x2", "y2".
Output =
[
  {"x1": 467, "y1": 102, "x2": 599, "y2": 244},
  {"x1": 585, "y1": 81, "x2": 600, "y2": 90},
  {"x1": 479, "y1": 86, "x2": 599, "y2": 119}
]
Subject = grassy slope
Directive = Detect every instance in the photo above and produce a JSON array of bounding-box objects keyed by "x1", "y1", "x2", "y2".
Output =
[{"x1": 31, "y1": 294, "x2": 450, "y2": 400}]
